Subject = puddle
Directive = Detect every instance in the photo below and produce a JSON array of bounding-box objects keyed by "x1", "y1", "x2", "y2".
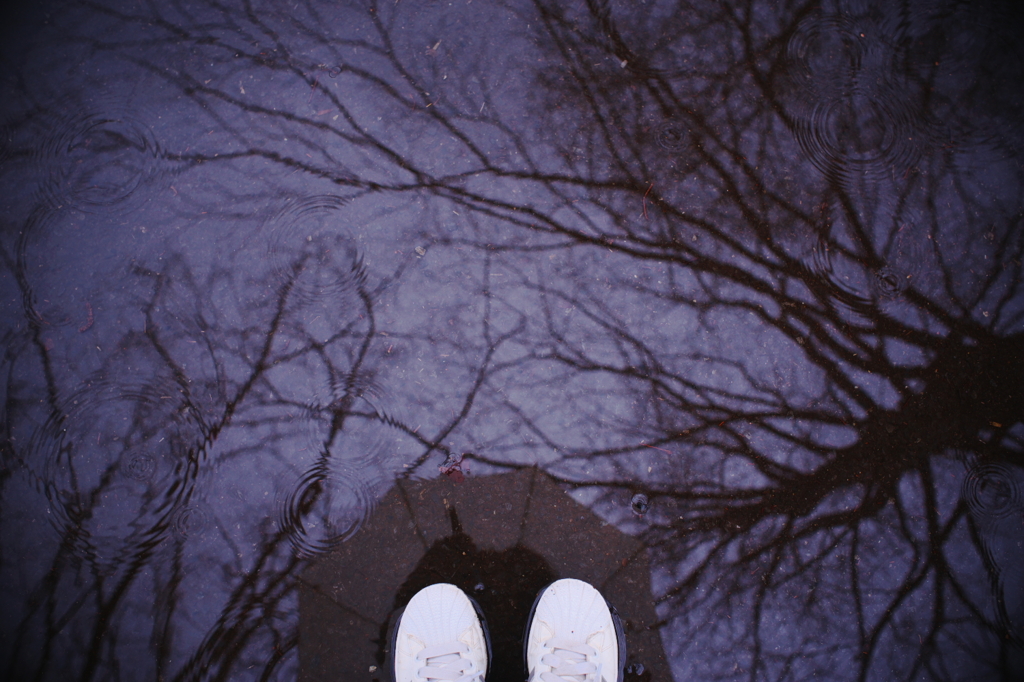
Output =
[{"x1": 1, "y1": 1, "x2": 1023, "y2": 680}]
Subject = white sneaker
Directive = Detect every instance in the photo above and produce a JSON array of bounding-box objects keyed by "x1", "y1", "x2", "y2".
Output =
[
  {"x1": 389, "y1": 583, "x2": 490, "y2": 682},
  {"x1": 525, "y1": 579, "x2": 625, "y2": 682}
]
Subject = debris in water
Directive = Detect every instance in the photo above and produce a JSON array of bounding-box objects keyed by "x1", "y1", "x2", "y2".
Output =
[
  {"x1": 79, "y1": 301, "x2": 94, "y2": 332},
  {"x1": 439, "y1": 452, "x2": 470, "y2": 483}
]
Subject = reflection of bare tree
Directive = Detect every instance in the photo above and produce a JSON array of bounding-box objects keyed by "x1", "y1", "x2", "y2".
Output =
[
  {"x1": 1, "y1": 0, "x2": 1023, "y2": 680},
  {"x1": 2, "y1": 216, "x2": 365, "y2": 678},
  {"x1": 1, "y1": 190, "x2": 511, "y2": 677},
  {"x1": 491, "y1": 3, "x2": 1024, "y2": 679},
  {"x1": 1, "y1": 188, "x2": 519, "y2": 679}
]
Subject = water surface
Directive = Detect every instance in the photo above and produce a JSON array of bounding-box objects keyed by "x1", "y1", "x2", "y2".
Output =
[{"x1": 1, "y1": 0, "x2": 1023, "y2": 680}]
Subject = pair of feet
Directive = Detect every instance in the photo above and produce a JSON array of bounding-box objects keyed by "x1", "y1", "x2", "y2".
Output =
[{"x1": 389, "y1": 578, "x2": 625, "y2": 682}]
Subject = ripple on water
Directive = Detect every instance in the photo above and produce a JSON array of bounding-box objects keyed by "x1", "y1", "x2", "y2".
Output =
[
  {"x1": 648, "y1": 116, "x2": 704, "y2": 175},
  {"x1": 793, "y1": 89, "x2": 918, "y2": 185},
  {"x1": 996, "y1": 573, "x2": 1024, "y2": 647},
  {"x1": 276, "y1": 459, "x2": 377, "y2": 558},
  {"x1": 631, "y1": 493, "x2": 651, "y2": 516},
  {"x1": 35, "y1": 379, "x2": 205, "y2": 567},
  {"x1": 122, "y1": 451, "x2": 157, "y2": 481},
  {"x1": 805, "y1": 234, "x2": 874, "y2": 317},
  {"x1": 785, "y1": 14, "x2": 866, "y2": 98},
  {"x1": 963, "y1": 463, "x2": 1022, "y2": 519},
  {"x1": 804, "y1": 209, "x2": 923, "y2": 316},
  {"x1": 873, "y1": 224, "x2": 922, "y2": 301},
  {"x1": 654, "y1": 119, "x2": 693, "y2": 152},
  {"x1": 783, "y1": 15, "x2": 920, "y2": 185},
  {"x1": 264, "y1": 196, "x2": 364, "y2": 307},
  {"x1": 172, "y1": 504, "x2": 211, "y2": 539},
  {"x1": 35, "y1": 106, "x2": 162, "y2": 211},
  {"x1": 296, "y1": 397, "x2": 336, "y2": 458},
  {"x1": 962, "y1": 460, "x2": 1024, "y2": 644},
  {"x1": 287, "y1": 370, "x2": 391, "y2": 460}
]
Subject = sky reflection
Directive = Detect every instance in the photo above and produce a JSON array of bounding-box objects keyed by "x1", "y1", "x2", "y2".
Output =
[{"x1": 1, "y1": 0, "x2": 1023, "y2": 680}]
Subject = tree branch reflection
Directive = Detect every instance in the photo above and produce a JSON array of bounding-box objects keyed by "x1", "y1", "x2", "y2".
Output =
[{"x1": 1, "y1": 0, "x2": 1022, "y2": 680}]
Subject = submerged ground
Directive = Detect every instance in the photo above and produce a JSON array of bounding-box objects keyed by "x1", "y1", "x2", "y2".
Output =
[{"x1": 1, "y1": 0, "x2": 1023, "y2": 680}]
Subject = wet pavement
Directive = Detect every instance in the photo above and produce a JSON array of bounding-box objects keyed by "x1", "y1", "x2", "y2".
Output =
[{"x1": 1, "y1": 0, "x2": 1023, "y2": 680}]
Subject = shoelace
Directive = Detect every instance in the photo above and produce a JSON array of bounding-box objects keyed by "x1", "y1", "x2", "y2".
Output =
[
  {"x1": 415, "y1": 641, "x2": 484, "y2": 682},
  {"x1": 534, "y1": 637, "x2": 602, "y2": 682}
]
